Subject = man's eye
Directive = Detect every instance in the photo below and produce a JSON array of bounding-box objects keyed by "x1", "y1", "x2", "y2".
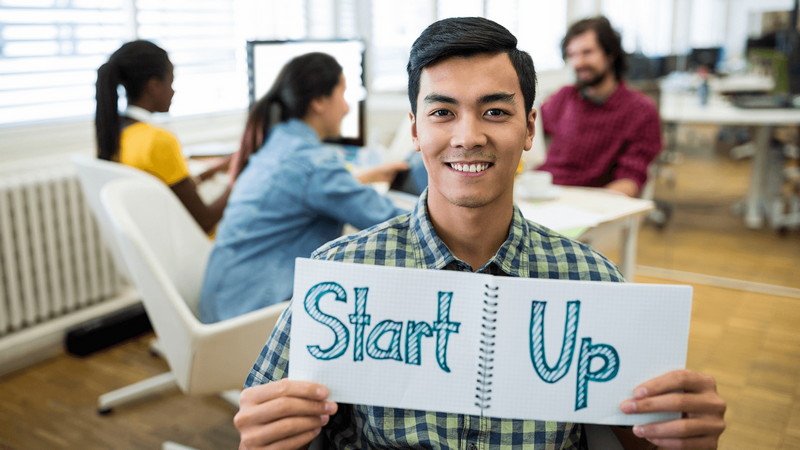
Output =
[
  {"x1": 486, "y1": 109, "x2": 507, "y2": 117},
  {"x1": 431, "y1": 110, "x2": 452, "y2": 117}
]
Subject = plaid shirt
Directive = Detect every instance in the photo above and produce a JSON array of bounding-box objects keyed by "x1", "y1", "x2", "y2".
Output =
[
  {"x1": 245, "y1": 189, "x2": 624, "y2": 449},
  {"x1": 538, "y1": 83, "x2": 661, "y2": 191}
]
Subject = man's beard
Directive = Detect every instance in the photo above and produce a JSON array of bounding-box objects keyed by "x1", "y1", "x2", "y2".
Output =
[{"x1": 576, "y1": 67, "x2": 610, "y2": 88}]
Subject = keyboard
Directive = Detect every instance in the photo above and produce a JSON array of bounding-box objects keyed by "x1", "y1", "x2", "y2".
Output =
[{"x1": 730, "y1": 93, "x2": 795, "y2": 109}]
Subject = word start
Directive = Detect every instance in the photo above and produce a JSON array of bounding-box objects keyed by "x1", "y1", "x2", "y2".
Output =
[{"x1": 303, "y1": 282, "x2": 460, "y2": 372}]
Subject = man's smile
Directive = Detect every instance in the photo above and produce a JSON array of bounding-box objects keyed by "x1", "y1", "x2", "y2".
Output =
[{"x1": 446, "y1": 162, "x2": 493, "y2": 174}]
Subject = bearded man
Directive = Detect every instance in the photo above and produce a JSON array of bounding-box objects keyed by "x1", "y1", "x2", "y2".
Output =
[{"x1": 537, "y1": 16, "x2": 661, "y2": 198}]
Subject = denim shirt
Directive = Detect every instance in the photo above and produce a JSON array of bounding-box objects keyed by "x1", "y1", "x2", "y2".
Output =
[{"x1": 199, "y1": 119, "x2": 407, "y2": 323}]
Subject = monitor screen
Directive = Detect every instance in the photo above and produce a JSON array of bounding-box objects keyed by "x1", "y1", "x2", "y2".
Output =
[
  {"x1": 247, "y1": 40, "x2": 367, "y2": 146},
  {"x1": 687, "y1": 47, "x2": 721, "y2": 73}
]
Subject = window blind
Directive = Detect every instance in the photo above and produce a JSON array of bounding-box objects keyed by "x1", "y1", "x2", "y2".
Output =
[
  {"x1": 0, "y1": 0, "x2": 127, "y2": 125},
  {"x1": 0, "y1": 0, "x2": 248, "y2": 127},
  {"x1": 134, "y1": 0, "x2": 247, "y2": 117}
]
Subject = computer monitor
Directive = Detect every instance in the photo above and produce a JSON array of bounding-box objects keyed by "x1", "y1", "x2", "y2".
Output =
[
  {"x1": 626, "y1": 53, "x2": 664, "y2": 81},
  {"x1": 247, "y1": 39, "x2": 367, "y2": 146},
  {"x1": 687, "y1": 47, "x2": 721, "y2": 73}
]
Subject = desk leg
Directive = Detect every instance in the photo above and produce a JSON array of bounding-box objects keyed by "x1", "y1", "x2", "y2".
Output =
[
  {"x1": 745, "y1": 126, "x2": 772, "y2": 229},
  {"x1": 619, "y1": 216, "x2": 640, "y2": 282}
]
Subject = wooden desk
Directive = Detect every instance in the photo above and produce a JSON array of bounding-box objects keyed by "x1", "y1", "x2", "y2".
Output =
[{"x1": 660, "y1": 91, "x2": 800, "y2": 229}]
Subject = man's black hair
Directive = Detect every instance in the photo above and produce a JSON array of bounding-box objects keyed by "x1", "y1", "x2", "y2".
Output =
[
  {"x1": 407, "y1": 17, "x2": 537, "y2": 116},
  {"x1": 562, "y1": 16, "x2": 628, "y2": 81}
]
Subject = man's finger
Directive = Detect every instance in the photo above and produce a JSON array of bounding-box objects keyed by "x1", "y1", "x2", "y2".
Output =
[
  {"x1": 266, "y1": 428, "x2": 324, "y2": 450},
  {"x1": 643, "y1": 435, "x2": 721, "y2": 450},
  {"x1": 632, "y1": 370, "x2": 717, "y2": 398},
  {"x1": 240, "y1": 379, "x2": 329, "y2": 406},
  {"x1": 621, "y1": 392, "x2": 726, "y2": 416},
  {"x1": 239, "y1": 415, "x2": 324, "y2": 449},
  {"x1": 234, "y1": 396, "x2": 337, "y2": 429},
  {"x1": 632, "y1": 416, "x2": 725, "y2": 440}
]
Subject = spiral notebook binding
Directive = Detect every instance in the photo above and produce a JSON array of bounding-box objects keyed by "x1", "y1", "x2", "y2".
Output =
[{"x1": 475, "y1": 283, "x2": 499, "y2": 413}]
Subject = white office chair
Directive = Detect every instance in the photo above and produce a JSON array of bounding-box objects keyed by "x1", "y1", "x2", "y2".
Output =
[
  {"x1": 71, "y1": 154, "x2": 162, "y2": 281},
  {"x1": 72, "y1": 155, "x2": 178, "y2": 401},
  {"x1": 99, "y1": 177, "x2": 288, "y2": 418}
]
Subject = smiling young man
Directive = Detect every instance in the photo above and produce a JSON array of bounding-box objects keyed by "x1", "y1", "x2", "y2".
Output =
[
  {"x1": 233, "y1": 17, "x2": 725, "y2": 450},
  {"x1": 536, "y1": 16, "x2": 662, "y2": 197}
]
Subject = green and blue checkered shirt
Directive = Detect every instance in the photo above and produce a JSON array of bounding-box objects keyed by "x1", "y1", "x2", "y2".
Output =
[{"x1": 245, "y1": 189, "x2": 624, "y2": 449}]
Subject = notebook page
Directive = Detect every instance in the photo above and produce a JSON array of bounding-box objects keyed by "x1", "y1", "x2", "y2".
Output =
[
  {"x1": 488, "y1": 277, "x2": 692, "y2": 425},
  {"x1": 290, "y1": 258, "x2": 487, "y2": 416}
]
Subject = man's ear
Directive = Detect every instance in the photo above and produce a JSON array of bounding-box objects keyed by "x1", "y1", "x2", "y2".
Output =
[
  {"x1": 523, "y1": 108, "x2": 536, "y2": 151},
  {"x1": 410, "y1": 111, "x2": 421, "y2": 152}
]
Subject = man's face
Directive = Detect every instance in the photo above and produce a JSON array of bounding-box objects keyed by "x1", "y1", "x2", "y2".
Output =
[
  {"x1": 410, "y1": 52, "x2": 535, "y2": 210},
  {"x1": 566, "y1": 30, "x2": 613, "y2": 87}
]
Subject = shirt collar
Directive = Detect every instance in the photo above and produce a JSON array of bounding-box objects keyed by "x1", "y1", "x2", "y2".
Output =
[
  {"x1": 279, "y1": 119, "x2": 321, "y2": 144},
  {"x1": 409, "y1": 189, "x2": 530, "y2": 276},
  {"x1": 580, "y1": 81, "x2": 628, "y2": 107},
  {"x1": 123, "y1": 105, "x2": 154, "y2": 123}
]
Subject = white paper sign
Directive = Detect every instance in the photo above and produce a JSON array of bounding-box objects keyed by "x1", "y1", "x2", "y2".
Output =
[{"x1": 289, "y1": 258, "x2": 693, "y2": 425}]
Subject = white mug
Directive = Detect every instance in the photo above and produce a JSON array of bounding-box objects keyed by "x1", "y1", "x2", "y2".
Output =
[{"x1": 517, "y1": 170, "x2": 553, "y2": 194}]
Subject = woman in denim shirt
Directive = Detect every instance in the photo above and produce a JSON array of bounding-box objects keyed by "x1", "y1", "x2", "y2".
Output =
[{"x1": 199, "y1": 53, "x2": 408, "y2": 323}]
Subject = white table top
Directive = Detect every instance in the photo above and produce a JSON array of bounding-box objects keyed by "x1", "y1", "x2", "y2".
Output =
[
  {"x1": 708, "y1": 74, "x2": 774, "y2": 93},
  {"x1": 660, "y1": 92, "x2": 800, "y2": 126},
  {"x1": 515, "y1": 186, "x2": 654, "y2": 232}
]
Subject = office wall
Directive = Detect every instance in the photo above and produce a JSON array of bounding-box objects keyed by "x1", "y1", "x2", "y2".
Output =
[{"x1": 0, "y1": 111, "x2": 246, "y2": 171}]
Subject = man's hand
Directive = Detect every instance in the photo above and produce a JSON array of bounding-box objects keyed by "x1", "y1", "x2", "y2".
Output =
[
  {"x1": 604, "y1": 178, "x2": 639, "y2": 197},
  {"x1": 234, "y1": 379, "x2": 338, "y2": 450},
  {"x1": 620, "y1": 369, "x2": 726, "y2": 449}
]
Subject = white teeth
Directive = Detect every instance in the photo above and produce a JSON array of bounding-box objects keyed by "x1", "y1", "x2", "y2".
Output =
[{"x1": 450, "y1": 163, "x2": 489, "y2": 173}]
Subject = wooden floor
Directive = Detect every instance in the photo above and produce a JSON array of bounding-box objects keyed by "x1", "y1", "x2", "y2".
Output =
[
  {"x1": 0, "y1": 334, "x2": 241, "y2": 449},
  {"x1": 637, "y1": 276, "x2": 800, "y2": 450},
  {"x1": 1, "y1": 154, "x2": 798, "y2": 449},
  {"x1": 637, "y1": 155, "x2": 800, "y2": 289}
]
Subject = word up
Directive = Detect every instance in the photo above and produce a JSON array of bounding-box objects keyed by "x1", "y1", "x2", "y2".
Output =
[{"x1": 530, "y1": 300, "x2": 620, "y2": 410}]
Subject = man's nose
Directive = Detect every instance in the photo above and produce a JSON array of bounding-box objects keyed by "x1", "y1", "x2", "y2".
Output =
[{"x1": 449, "y1": 114, "x2": 488, "y2": 149}]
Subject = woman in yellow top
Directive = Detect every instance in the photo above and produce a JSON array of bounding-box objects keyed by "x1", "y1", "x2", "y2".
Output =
[{"x1": 95, "y1": 40, "x2": 229, "y2": 234}]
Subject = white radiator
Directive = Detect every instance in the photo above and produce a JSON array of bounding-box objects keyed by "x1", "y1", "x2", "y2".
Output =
[{"x1": 0, "y1": 166, "x2": 128, "y2": 337}]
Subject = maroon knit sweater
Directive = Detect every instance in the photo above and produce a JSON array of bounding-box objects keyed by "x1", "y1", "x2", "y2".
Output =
[{"x1": 537, "y1": 83, "x2": 661, "y2": 190}]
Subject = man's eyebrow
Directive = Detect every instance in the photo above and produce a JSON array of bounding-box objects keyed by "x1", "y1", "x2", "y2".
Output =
[
  {"x1": 422, "y1": 92, "x2": 517, "y2": 106},
  {"x1": 479, "y1": 92, "x2": 516, "y2": 105},
  {"x1": 423, "y1": 93, "x2": 458, "y2": 105}
]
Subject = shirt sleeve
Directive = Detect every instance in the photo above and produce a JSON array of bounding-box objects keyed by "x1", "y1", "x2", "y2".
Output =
[
  {"x1": 305, "y1": 157, "x2": 408, "y2": 230},
  {"x1": 148, "y1": 129, "x2": 191, "y2": 186},
  {"x1": 243, "y1": 246, "x2": 339, "y2": 388},
  {"x1": 244, "y1": 303, "x2": 293, "y2": 388},
  {"x1": 611, "y1": 103, "x2": 662, "y2": 190}
]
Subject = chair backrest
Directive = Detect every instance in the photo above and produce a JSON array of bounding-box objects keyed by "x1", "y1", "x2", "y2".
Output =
[
  {"x1": 71, "y1": 154, "x2": 161, "y2": 280},
  {"x1": 101, "y1": 177, "x2": 212, "y2": 389}
]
